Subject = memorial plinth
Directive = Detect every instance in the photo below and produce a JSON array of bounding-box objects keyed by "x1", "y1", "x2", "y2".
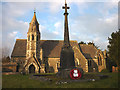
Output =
[{"x1": 60, "y1": 46, "x2": 75, "y2": 69}]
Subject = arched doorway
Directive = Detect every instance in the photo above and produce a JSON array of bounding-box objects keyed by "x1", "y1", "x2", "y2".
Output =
[{"x1": 29, "y1": 64, "x2": 35, "y2": 73}]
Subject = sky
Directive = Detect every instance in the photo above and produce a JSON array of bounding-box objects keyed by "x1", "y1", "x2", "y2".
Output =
[{"x1": 0, "y1": 0, "x2": 119, "y2": 57}]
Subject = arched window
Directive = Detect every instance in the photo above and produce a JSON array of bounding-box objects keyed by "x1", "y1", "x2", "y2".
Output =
[
  {"x1": 32, "y1": 34, "x2": 34, "y2": 40},
  {"x1": 88, "y1": 60, "x2": 91, "y2": 67},
  {"x1": 37, "y1": 35, "x2": 39, "y2": 41},
  {"x1": 98, "y1": 55, "x2": 102, "y2": 65},
  {"x1": 28, "y1": 35, "x2": 30, "y2": 41}
]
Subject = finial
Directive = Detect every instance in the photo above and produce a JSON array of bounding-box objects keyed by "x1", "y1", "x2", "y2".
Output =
[
  {"x1": 34, "y1": 8, "x2": 36, "y2": 13},
  {"x1": 65, "y1": 0, "x2": 66, "y2": 4}
]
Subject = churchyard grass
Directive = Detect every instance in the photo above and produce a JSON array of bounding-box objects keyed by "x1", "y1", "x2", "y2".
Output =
[{"x1": 2, "y1": 72, "x2": 119, "y2": 88}]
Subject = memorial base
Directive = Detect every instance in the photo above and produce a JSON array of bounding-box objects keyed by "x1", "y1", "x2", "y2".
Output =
[{"x1": 56, "y1": 67, "x2": 84, "y2": 79}]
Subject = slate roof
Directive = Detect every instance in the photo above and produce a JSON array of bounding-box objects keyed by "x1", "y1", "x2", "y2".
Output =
[
  {"x1": 79, "y1": 44, "x2": 97, "y2": 59},
  {"x1": 11, "y1": 39, "x2": 78, "y2": 58},
  {"x1": 11, "y1": 39, "x2": 27, "y2": 57}
]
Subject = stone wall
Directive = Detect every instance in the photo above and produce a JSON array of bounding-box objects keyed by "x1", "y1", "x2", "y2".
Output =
[
  {"x1": 98, "y1": 58, "x2": 106, "y2": 72},
  {"x1": 11, "y1": 56, "x2": 26, "y2": 72},
  {"x1": 47, "y1": 58, "x2": 60, "y2": 73},
  {"x1": 2, "y1": 62, "x2": 17, "y2": 72},
  {"x1": 44, "y1": 57, "x2": 87, "y2": 73},
  {"x1": 73, "y1": 46, "x2": 88, "y2": 72},
  {"x1": 88, "y1": 57, "x2": 106, "y2": 72}
]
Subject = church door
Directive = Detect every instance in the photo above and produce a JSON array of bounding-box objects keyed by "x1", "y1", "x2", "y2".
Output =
[{"x1": 29, "y1": 64, "x2": 35, "y2": 73}]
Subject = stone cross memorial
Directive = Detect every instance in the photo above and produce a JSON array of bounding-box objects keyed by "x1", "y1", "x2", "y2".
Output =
[
  {"x1": 57, "y1": 0, "x2": 83, "y2": 78},
  {"x1": 60, "y1": 0, "x2": 75, "y2": 69}
]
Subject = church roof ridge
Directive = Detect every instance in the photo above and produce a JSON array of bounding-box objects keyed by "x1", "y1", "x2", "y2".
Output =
[
  {"x1": 40, "y1": 40, "x2": 77, "y2": 42},
  {"x1": 16, "y1": 39, "x2": 27, "y2": 40},
  {"x1": 16, "y1": 39, "x2": 78, "y2": 42}
]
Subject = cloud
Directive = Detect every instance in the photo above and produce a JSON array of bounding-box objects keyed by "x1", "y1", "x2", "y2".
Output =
[
  {"x1": 1, "y1": 1, "x2": 118, "y2": 58},
  {"x1": 52, "y1": 31, "x2": 59, "y2": 35},
  {"x1": 9, "y1": 31, "x2": 18, "y2": 37},
  {"x1": 54, "y1": 22, "x2": 61, "y2": 28},
  {"x1": 2, "y1": 0, "x2": 119, "y2": 3},
  {"x1": 69, "y1": 5, "x2": 118, "y2": 50},
  {"x1": 49, "y1": 2, "x2": 63, "y2": 14}
]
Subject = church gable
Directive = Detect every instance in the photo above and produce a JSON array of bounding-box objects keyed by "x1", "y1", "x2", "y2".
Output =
[
  {"x1": 11, "y1": 39, "x2": 27, "y2": 57},
  {"x1": 24, "y1": 56, "x2": 40, "y2": 68},
  {"x1": 79, "y1": 44, "x2": 97, "y2": 59},
  {"x1": 24, "y1": 57, "x2": 40, "y2": 74}
]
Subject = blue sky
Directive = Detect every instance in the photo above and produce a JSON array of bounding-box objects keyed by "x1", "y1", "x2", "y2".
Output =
[{"x1": 0, "y1": 0, "x2": 118, "y2": 56}]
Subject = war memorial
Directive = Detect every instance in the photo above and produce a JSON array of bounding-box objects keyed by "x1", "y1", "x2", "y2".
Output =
[{"x1": 2, "y1": 1, "x2": 118, "y2": 88}]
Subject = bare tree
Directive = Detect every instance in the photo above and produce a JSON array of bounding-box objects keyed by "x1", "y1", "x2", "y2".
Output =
[
  {"x1": 1, "y1": 47, "x2": 11, "y2": 63},
  {"x1": 2, "y1": 47, "x2": 10, "y2": 58}
]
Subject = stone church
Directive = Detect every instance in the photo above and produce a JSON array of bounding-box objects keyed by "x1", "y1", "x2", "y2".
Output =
[{"x1": 11, "y1": 11, "x2": 107, "y2": 74}]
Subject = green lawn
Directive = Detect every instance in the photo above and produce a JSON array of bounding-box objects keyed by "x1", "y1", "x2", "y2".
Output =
[{"x1": 2, "y1": 72, "x2": 119, "y2": 88}]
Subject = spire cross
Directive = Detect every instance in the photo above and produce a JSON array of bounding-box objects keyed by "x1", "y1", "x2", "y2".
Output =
[{"x1": 62, "y1": 0, "x2": 70, "y2": 14}]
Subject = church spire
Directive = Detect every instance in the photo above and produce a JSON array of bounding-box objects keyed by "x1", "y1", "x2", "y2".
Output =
[
  {"x1": 26, "y1": 10, "x2": 41, "y2": 60},
  {"x1": 28, "y1": 10, "x2": 39, "y2": 33},
  {"x1": 30, "y1": 10, "x2": 39, "y2": 25},
  {"x1": 62, "y1": 0, "x2": 70, "y2": 47}
]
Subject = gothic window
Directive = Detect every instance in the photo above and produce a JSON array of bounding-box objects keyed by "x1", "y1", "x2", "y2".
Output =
[
  {"x1": 57, "y1": 63, "x2": 60, "y2": 69},
  {"x1": 32, "y1": 34, "x2": 34, "y2": 40},
  {"x1": 88, "y1": 60, "x2": 91, "y2": 67},
  {"x1": 28, "y1": 35, "x2": 30, "y2": 41},
  {"x1": 37, "y1": 35, "x2": 39, "y2": 41},
  {"x1": 98, "y1": 54, "x2": 102, "y2": 66}
]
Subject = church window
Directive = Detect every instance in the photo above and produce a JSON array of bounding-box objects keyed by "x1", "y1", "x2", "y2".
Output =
[
  {"x1": 88, "y1": 60, "x2": 91, "y2": 67},
  {"x1": 32, "y1": 34, "x2": 34, "y2": 40},
  {"x1": 37, "y1": 35, "x2": 39, "y2": 41},
  {"x1": 57, "y1": 63, "x2": 60, "y2": 68},
  {"x1": 98, "y1": 55, "x2": 102, "y2": 65}
]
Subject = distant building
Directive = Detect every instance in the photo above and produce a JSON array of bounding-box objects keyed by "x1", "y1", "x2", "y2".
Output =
[{"x1": 10, "y1": 11, "x2": 107, "y2": 74}]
